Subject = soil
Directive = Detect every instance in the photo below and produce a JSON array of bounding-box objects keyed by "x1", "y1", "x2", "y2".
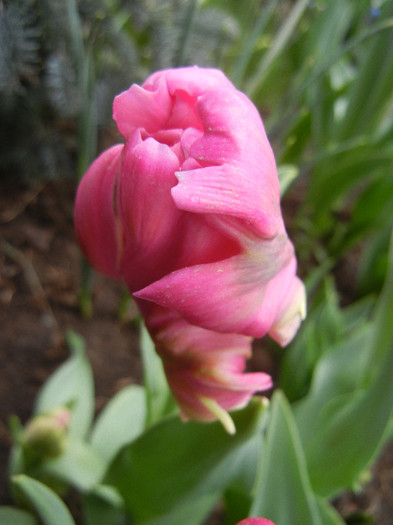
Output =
[{"x1": 1, "y1": 179, "x2": 392, "y2": 524}]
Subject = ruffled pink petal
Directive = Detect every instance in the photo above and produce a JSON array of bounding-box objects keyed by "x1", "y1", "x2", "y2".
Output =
[
  {"x1": 135, "y1": 235, "x2": 295, "y2": 340},
  {"x1": 268, "y1": 276, "x2": 307, "y2": 346},
  {"x1": 180, "y1": 127, "x2": 204, "y2": 161},
  {"x1": 75, "y1": 66, "x2": 306, "y2": 428},
  {"x1": 116, "y1": 135, "x2": 183, "y2": 291},
  {"x1": 145, "y1": 66, "x2": 233, "y2": 98},
  {"x1": 139, "y1": 302, "x2": 272, "y2": 423},
  {"x1": 113, "y1": 75, "x2": 172, "y2": 139},
  {"x1": 170, "y1": 213, "x2": 240, "y2": 269},
  {"x1": 168, "y1": 361, "x2": 271, "y2": 423},
  {"x1": 166, "y1": 89, "x2": 201, "y2": 131},
  {"x1": 74, "y1": 145, "x2": 123, "y2": 280},
  {"x1": 114, "y1": 67, "x2": 233, "y2": 141},
  {"x1": 172, "y1": 88, "x2": 281, "y2": 239}
]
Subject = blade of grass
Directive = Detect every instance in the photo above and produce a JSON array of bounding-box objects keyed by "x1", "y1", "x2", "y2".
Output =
[
  {"x1": 173, "y1": 0, "x2": 198, "y2": 67},
  {"x1": 269, "y1": 16, "x2": 393, "y2": 139},
  {"x1": 245, "y1": 0, "x2": 310, "y2": 98},
  {"x1": 231, "y1": 0, "x2": 278, "y2": 86},
  {"x1": 337, "y1": 4, "x2": 393, "y2": 140}
]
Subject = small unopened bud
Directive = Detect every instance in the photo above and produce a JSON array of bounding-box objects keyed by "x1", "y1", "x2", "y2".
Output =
[{"x1": 21, "y1": 407, "x2": 70, "y2": 459}]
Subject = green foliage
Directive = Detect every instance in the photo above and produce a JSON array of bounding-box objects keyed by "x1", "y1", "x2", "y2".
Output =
[
  {"x1": 250, "y1": 391, "x2": 344, "y2": 525},
  {"x1": 294, "y1": 231, "x2": 393, "y2": 497},
  {"x1": 34, "y1": 331, "x2": 94, "y2": 439},
  {"x1": 105, "y1": 398, "x2": 267, "y2": 524},
  {"x1": 82, "y1": 485, "x2": 128, "y2": 525},
  {"x1": 279, "y1": 279, "x2": 375, "y2": 401},
  {"x1": 12, "y1": 475, "x2": 76, "y2": 525},
  {"x1": 4, "y1": 338, "x2": 269, "y2": 525},
  {"x1": 0, "y1": 507, "x2": 38, "y2": 525},
  {"x1": 90, "y1": 385, "x2": 147, "y2": 463},
  {"x1": 43, "y1": 438, "x2": 106, "y2": 492},
  {"x1": 222, "y1": 0, "x2": 393, "y2": 297},
  {"x1": 139, "y1": 324, "x2": 177, "y2": 427}
]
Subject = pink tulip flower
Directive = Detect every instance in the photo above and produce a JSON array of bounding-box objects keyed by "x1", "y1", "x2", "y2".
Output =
[{"x1": 74, "y1": 66, "x2": 306, "y2": 429}]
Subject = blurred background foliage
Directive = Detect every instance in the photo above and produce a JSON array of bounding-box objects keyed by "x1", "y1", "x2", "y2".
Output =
[{"x1": 1, "y1": 0, "x2": 393, "y2": 388}]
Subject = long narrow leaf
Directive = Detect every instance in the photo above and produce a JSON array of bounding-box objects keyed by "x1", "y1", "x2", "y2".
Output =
[
  {"x1": 12, "y1": 475, "x2": 75, "y2": 525},
  {"x1": 44, "y1": 438, "x2": 106, "y2": 492},
  {"x1": 337, "y1": 3, "x2": 393, "y2": 140},
  {"x1": 297, "y1": 229, "x2": 393, "y2": 497},
  {"x1": 231, "y1": 0, "x2": 278, "y2": 86},
  {"x1": 90, "y1": 385, "x2": 146, "y2": 464},
  {"x1": 304, "y1": 0, "x2": 354, "y2": 146},
  {"x1": 250, "y1": 391, "x2": 329, "y2": 525},
  {"x1": 140, "y1": 324, "x2": 177, "y2": 427},
  {"x1": 34, "y1": 331, "x2": 94, "y2": 438},
  {"x1": 106, "y1": 398, "x2": 266, "y2": 524},
  {"x1": 173, "y1": 0, "x2": 198, "y2": 67},
  {"x1": 246, "y1": 0, "x2": 310, "y2": 97},
  {"x1": 269, "y1": 15, "x2": 393, "y2": 139},
  {"x1": 82, "y1": 485, "x2": 128, "y2": 525},
  {"x1": 0, "y1": 507, "x2": 37, "y2": 525}
]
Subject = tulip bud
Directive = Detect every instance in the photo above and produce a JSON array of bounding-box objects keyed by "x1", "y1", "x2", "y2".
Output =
[
  {"x1": 74, "y1": 66, "x2": 306, "y2": 427},
  {"x1": 21, "y1": 407, "x2": 70, "y2": 460}
]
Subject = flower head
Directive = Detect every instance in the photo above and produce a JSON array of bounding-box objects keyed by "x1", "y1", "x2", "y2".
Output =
[
  {"x1": 21, "y1": 407, "x2": 70, "y2": 459},
  {"x1": 74, "y1": 66, "x2": 306, "y2": 427}
]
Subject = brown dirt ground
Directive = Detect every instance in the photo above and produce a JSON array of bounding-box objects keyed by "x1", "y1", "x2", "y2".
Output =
[{"x1": 0, "y1": 180, "x2": 392, "y2": 524}]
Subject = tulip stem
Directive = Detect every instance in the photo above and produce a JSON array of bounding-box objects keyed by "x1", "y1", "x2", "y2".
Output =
[
  {"x1": 117, "y1": 290, "x2": 132, "y2": 322},
  {"x1": 79, "y1": 258, "x2": 93, "y2": 319},
  {"x1": 67, "y1": 0, "x2": 97, "y2": 317}
]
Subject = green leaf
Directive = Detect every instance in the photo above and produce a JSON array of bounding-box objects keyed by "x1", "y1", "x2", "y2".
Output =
[
  {"x1": 279, "y1": 107, "x2": 311, "y2": 164},
  {"x1": 296, "y1": 230, "x2": 393, "y2": 497},
  {"x1": 0, "y1": 507, "x2": 38, "y2": 525},
  {"x1": 223, "y1": 486, "x2": 252, "y2": 525},
  {"x1": 82, "y1": 485, "x2": 128, "y2": 525},
  {"x1": 90, "y1": 385, "x2": 146, "y2": 464},
  {"x1": 295, "y1": 326, "x2": 372, "y2": 425},
  {"x1": 357, "y1": 224, "x2": 391, "y2": 295},
  {"x1": 384, "y1": 416, "x2": 393, "y2": 442},
  {"x1": 307, "y1": 141, "x2": 393, "y2": 217},
  {"x1": 173, "y1": 0, "x2": 198, "y2": 67},
  {"x1": 316, "y1": 498, "x2": 346, "y2": 525},
  {"x1": 44, "y1": 438, "x2": 106, "y2": 492},
  {"x1": 279, "y1": 279, "x2": 345, "y2": 402},
  {"x1": 222, "y1": 431, "x2": 267, "y2": 525},
  {"x1": 351, "y1": 173, "x2": 393, "y2": 237},
  {"x1": 304, "y1": 0, "x2": 355, "y2": 147},
  {"x1": 363, "y1": 229, "x2": 393, "y2": 379},
  {"x1": 139, "y1": 324, "x2": 177, "y2": 427},
  {"x1": 141, "y1": 492, "x2": 218, "y2": 525},
  {"x1": 246, "y1": 0, "x2": 310, "y2": 97},
  {"x1": 250, "y1": 391, "x2": 326, "y2": 525},
  {"x1": 230, "y1": 0, "x2": 278, "y2": 86},
  {"x1": 278, "y1": 164, "x2": 299, "y2": 196},
  {"x1": 337, "y1": 3, "x2": 393, "y2": 140},
  {"x1": 269, "y1": 7, "x2": 393, "y2": 158},
  {"x1": 12, "y1": 475, "x2": 76, "y2": 525},
  {"x1": 34, "y1": 331, "x2": 94, "y2": 438},
  {"x1": 340, "y1": 295, "x2": 375, "y2": 334},
  {"x1": 105, "y1": 398, "x2": 266, "y2": 524}
]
